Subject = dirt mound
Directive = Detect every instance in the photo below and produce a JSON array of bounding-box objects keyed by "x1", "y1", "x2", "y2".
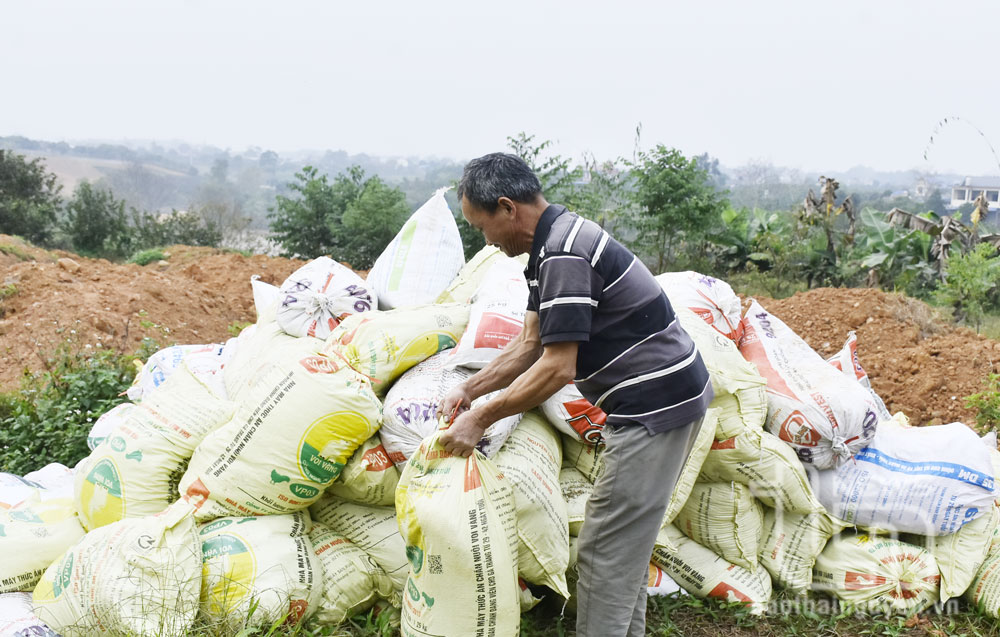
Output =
[
  {"x1": 753, "y1": 287, "x2": 1000, "y2": 428},
  {"x1": 2, "y1": 240, "x2": 996, "y2": 429},
  {"x1": 0, "y1": 240, "x2": 305, "y2": 389}
]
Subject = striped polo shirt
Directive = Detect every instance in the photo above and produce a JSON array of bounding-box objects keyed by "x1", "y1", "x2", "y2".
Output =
[{"x1": 525, "y1": 205, "x2": 713, "y2": 434}]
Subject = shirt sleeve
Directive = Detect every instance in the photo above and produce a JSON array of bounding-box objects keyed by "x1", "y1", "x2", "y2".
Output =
[{"x1": 536, "y1": 252, "x2": 604, "y2": 344}]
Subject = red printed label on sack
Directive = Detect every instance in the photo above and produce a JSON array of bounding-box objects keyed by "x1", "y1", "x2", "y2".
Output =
[
  {"x1": 844, "y1": 571, "x2": 887, "y2": 590},
  {"x1": 707, "y1": 581, "x2": 752, "y2": 603},
  {"x1": 711, "y1": 437, "x2": 737, "y2": 450},
  {"x1": 563, "y1": 398, "x2": 607, "y2": 443},
  {"x1": 299, "y1": 356, "x2": 340, "y2": 374},
  {"x1": 474, "y1": 312, "x2": 524, "y2": 349},
  {"x1": 778, "y1": 411, "x2": 821, "y2": 447},
  {"x1": 737, "y1": 321, "x2": 797, "y2": 400},
  {"x1": 362, "y1": 444, "x2": 394, "y2": 472}
]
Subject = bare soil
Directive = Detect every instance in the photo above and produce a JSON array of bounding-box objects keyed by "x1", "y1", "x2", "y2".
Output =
[{"x1": 2, "y1": 236, "x2": 997, "y2": 429}]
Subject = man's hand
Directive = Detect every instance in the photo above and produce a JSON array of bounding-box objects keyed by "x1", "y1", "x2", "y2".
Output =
[
  {"x1": 439, "y1": 409, "x2": 488, "y2": 458},
  {"x1": 438, "y1": 383, "x2": 472, "y2": 422}
]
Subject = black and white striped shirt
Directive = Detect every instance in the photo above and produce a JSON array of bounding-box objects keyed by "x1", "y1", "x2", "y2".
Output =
[{"x1": 526, "y1": 205, "x2": 713, "y2": 434}]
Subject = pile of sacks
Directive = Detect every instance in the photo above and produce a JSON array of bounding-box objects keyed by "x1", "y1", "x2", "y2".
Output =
[{"x1": 4, "y1": 190, "x2": 1000, "y2": 636}]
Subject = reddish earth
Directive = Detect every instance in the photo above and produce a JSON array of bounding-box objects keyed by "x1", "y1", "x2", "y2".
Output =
[{"x1": 1, "y1": 235, "x2": 997, "y2": 429}]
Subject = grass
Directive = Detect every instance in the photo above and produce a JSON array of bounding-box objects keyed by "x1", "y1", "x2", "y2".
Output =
[
  {"x1": 0, "y1": 242, "x2": 33, "y2": 261},
  {"x1": 129, "y1": 248, "x2": 167, "y2": 266}
]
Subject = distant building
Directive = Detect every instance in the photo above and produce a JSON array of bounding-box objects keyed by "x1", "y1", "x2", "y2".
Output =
[
  {"x1": 913, "y1": 177, "x2": 930, "y2": 201},
  {"x1": 949, "y1": 176, "x2": 1000, "y2": 209}
]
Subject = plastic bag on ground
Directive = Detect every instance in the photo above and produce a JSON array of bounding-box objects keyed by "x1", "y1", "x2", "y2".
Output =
[
  {"x1": 198, "y1": 512, "x2": 321, "y2": 633},
  {"x1": 674, "y1": 482, "x2": 763, "y2": 571},
  {"x1": 809, "y1": 418, "x2": 996, "y2": 535},
  {"x1": 33, "y1": 500, "x2": 201, "y2": 637},
  {"x1": 1, "y1": 473, "x2": 85, "y2": 594},
  {"x1": 493, "y1": 411, "x2": 570, "y2": 597},
  {"x1": 812, "y1": 533, "x2": 940, "y2": 615},
  {"x1": 652, "y1": 523, "x2": 771, "y2": 613},
  {"x1": 655, "y1": 271, "x2": 743, "y2": 341},
  {"x1": 541, "y1": 383, "x2": 607, "y2": 444},
  {"x1": 759, "y1": 508, "x2": 843, "y2": 594},
  {"x1": 309, "y1": 494, "x2": 409, "y2": 597},
  {"x1": 446, "y1": 256, "x2": 528, "y2": 369},
  {"x1": 905, "y1": 504, "x2": 999, "y2": 601},
  {"x1": 395, "y1": 431, "x2": 519, "y2": 637},
  {"x1": 738, "y1": 300, "x2": 879, "y2": 469},
  {"x1": 180, "y1": 348, "x2": 382, "y2": 521},
  {"x1": 276, "y1": 256, "x2": 376, "y2": 339},
  {"x1": 76, "y1": 365, "x2": 237, "y2": 530},
  {"x1": 326, "y1": 435, "x2": 399, "y2": 507},
  {"x1": 699, "y1": 428, "x2": 824, "y2": 515},
  {"x1": 559, "y1": 467, "x2": 593, "y2": 537},
  {"x1": 380, "y1": 351, "x2": 521, "y2": 464},
  {"x1": 367, "y1": 188, "x2": 465, "y2": 310},
  {"x1": 0, "y1": 592, "x2": 57, "y2": 636},
  {"x1": 309, "y1": 521, "x2": 395, "y2": 625},
  {"x1": 435, "y1": 246, "x2": 516, "y2": 305},
  {"x1": 323, "y1": 303, "x2": 469, "y2": 396}
]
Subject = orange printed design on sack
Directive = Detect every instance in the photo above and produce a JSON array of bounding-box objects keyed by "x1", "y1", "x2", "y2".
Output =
[
  {"x1": 463, "y1": 457, "x2": 482, "y2": 492},
  {"x1": 779, "y1": 411, "x2": 821, "y2": 447},
  {"x1": 707, "y1": 581, "x2": 752, "y2": 603}
]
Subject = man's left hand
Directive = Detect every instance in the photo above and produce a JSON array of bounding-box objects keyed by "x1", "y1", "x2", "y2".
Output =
[{"x1": 439, "y1": 409, "x2": 488, "y2": 458}]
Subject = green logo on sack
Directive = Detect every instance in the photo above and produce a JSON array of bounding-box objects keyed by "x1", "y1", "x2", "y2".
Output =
[
  {"x1": 289, "y1": 483, "x2": 320, "y2": 499},
  {"x1": 406, "y1": 545, "x2": 424, "y2": 575},
  {"x1": 110, "y1": 436, "x2": 126, "y2": 452},
  {"x1": 10, "y1": 509, "x2": 43, "y2": 524},
  {"x1": 407, "y1": 578, "x2": 421, "y2": 602},
  {"x1": 199, "y1": 519, "x2": 233, "y2": 535},
  {"x1": 436, "y1": 334, "x2": 457, "y2": 351},
  {"x1": 201, "y1": 534, "x2": 250, "y2": 563},
  {"x1": 297, "y1": 412, "x2": 367, "y2": 483},
  {"x1": 54, "y1": 553, "x2": 74, "y2": 597}
]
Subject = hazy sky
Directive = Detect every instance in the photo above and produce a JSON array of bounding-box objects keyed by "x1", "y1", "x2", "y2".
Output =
[{"x1": 3, "y1": 0, "x2": 999, "y2": 175}]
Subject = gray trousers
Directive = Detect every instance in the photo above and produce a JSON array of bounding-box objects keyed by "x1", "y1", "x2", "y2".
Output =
[{"x1": 575, "y1": 416, "x2": 703, "y2": 637}]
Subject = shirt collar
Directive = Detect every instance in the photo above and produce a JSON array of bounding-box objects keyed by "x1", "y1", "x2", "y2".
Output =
[{"x1": 528, "y1": 204, "x2": 568, "y2": 270}]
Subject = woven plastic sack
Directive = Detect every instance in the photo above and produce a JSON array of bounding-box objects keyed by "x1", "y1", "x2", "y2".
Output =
[
  {"x1": 561, "y1": 436, "x2": 606, "y2": 484},
  {"x1": 674, "y1": 307, "x2": 768, "y2": 441},
  {"x1": 656, "y1": 271, "x2": 743, "y2": 341},
  {"x1": 493, "y1": 411, "x2": 569, "y2": 596},
  {"x1": 0, "y1": 467, "x2": 84, "y2": 594},
  {"x1": 965, "y1": 549, "x2": 1000, "y2": 617},
  {"x1": 395, "y1": 431, "x2": 519, "y2": 637},
  {"x1": 759, "y1": 508, "x2": 843, "y2": 594},
  {"x1": 812, "y1": 534, "x2": 940, "y2": 614},
  {"x1": 323, "y1": 303, "x2": 469, "y2": 396},
  {"x1": 310, "y1": 494, "x2": 409, "y2": 596},
  {"x1": 309, "y1": 521, "x2": 395, "y2": 625},
  {"x1": 559, "y1": 467, "x2": 593, "y2": 537},
  {"x1": 435, "y1": 246, "x2": 514, "y2": 305},
  {"x1": 86, "y1": 403, "x2": 136, "y2": 451},
  {"x1": 380, "y1": 351, "x2": 521, "y2": 464},
  {"x1": 826, "y1": 332, "x2": 892, "y2": 421},
  {"x1": 1, "y1": 463, "x2": 74, "y2": 510},
  {"x1": 0, "y1": 592, "x2": 57, "y2": 636},
  {"x1": 663, "y1": 409, "x2": 720, "y2": 527},
  {"x1": 809, "y1": 418, "x2": 996, "y2": 535},
  {"x1": 739, "y1": 300, "x2": 879, "y2": 469},
  {"x1": 222, "y1": 320, "x2": 324, "y2": 402},
  {"x1": 33, "y1": 500, "x2": 201, "y2": 637},
  {"x1": 126, "y1": 343, "x2": 227, "y2": 402},
  {"x1": 446, "y1": 256, "x2": 528, "y2": 369},
  {"x1": 276, "y1": 256, "x2": 376, "y2": 339},
  {"x1": 700, "y1": 428, "x2": 824, "y2": 515},
  {"x1": 907, "y1": 504, "x2": 999, "y2": 601},
  {"x1": 198, "y1": 512, "x2": 321, "y2": 631},
  {"x1": 76, "y1": 365, "x2": 237, "y2": 530},
  {"x1": 367, "y1": 188, "x2": 465, "y2": 310},
  {"x1": 326, "y1": 435, "x2": 399, "y2": 507},
  {"x1": 674, "y1": 481, "x2": 763, "y2": 570},
  {"x1": 180, "y1": 348, "x2": 381, "y2": 521},
  {"x1": 541, "y1": 383, "x2": 607, "y2": 444},
  {"x1": 652, "y1": 523, "x2": 771, "y2": 613}
]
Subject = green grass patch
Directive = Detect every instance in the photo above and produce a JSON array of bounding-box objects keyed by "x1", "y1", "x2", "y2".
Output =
[
  {"x1": 129, "y1": 248, "x2": 167, "y2": 266},
  {"x1": 0, "y1": 242, "x2": 32, "y2": 261},
  {"x1": 228, "y1": 320, "x2": 254, "y2": 337}
]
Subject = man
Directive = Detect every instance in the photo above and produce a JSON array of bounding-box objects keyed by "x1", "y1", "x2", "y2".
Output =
[{"x1": 438, "y1": 153, "x2": 713, "y2": 637}]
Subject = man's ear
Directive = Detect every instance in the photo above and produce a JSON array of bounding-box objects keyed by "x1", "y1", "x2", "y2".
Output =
[{"x1": 496, "y1": 196, "x2": 516, "y2": 218}]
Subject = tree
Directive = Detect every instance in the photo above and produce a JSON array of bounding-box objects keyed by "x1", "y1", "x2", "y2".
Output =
[
  {"x1": 269, "y1": 165, "x2": 410, "y2": 269},
  {"x1": 63, "y1": 181, "x2": 132, "y2": 258},
  {"x1": 925, "y1": 188, "x2": 947, "y2": 216},
  {"x1": 0, "y1": 150, "x2": 62, "y2": 244},
  {"x1": 626, "y1": 145, "x2": 729, "y2": 272},
  {"x1": 506, "y1": 133, "x2": 580, "y2": 202}
]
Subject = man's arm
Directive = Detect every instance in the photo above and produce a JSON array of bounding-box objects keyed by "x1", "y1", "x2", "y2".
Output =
[
  {"x1": 439, "y1": 337, "x2": 578, "y2": 457},
  {"x1": 437, "y1": 311, "x2": 543, "y2": 419}
]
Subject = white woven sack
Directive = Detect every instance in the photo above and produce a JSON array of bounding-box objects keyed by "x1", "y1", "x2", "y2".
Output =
[
  {"x1": 738, "y1": 300, "x2": 878, "y2": 469},
  {"x1": 826, "y1": 332, "x2": 891, "y2": 421},
  {"x1": 381, "y1": 351, "x2": 521, "y2": 464},
  {"x1": 0, "y1": 592, "x2": 57, "y2": 636},
  {"x1": 276, "y1": 256, "x2": 376, "y2": 339},
  {"x1": 447, "y1": 256, "x2": 528, "y2": 369},
  {"x1": 655, "y1": 271, "x2": 743, "y2": 341},
  {"x1": 540, "y1": 383, "x2": 607, "y2": 444},
  {"x1": 367, "y1": 188, "x2": 465, "y2": 310},
  {"x1": 809, "y1": 418, "x2": 996, "y2": 535}
]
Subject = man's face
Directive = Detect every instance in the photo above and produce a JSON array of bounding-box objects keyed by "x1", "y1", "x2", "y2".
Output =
[{"x1": 461, "y1": 195, "x2": 520, "y2": 257}]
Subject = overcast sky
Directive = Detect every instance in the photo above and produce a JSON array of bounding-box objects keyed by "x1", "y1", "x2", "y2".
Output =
[{"x1": 3, "y1": 0, "x2": 999, "y2": 175}]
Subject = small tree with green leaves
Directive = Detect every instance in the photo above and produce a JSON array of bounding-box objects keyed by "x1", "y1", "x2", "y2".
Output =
[
  {"x1": 627, "y1": 145, "x2": 729, "y2": 272},
  {"x1": 506, "y1": 133, "x2": 581, "y2": 203},
  {"x1": 0, "y1": 150, "x2": 62, "y2": 245},
  {"x1": 934, "y1": 242, "x2": 1000, "y2": 332},
  {"x1": 63, "y1": 181, "x2": 132, "y2": 258}
]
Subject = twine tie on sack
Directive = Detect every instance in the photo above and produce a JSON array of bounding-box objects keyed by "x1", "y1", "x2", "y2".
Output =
[{"x1": 306, "y1": 292, "x2": 339, "y2": 319}]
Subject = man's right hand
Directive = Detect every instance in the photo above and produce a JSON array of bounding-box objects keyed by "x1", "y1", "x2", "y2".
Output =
[{"x1": 438, "y1": 384, "x2": 472, "y2": 424}]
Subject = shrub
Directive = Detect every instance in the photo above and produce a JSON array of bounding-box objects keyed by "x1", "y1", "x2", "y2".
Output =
[
  {"x1": 0, "y1": 337, "x2": 158, "y2": 475},
  {"x1": 967, "y1": 373, "x2": 1000, "y2": 433},
  {"x1": 129, "y1": 248, "x2": 167, "y2": 266}
]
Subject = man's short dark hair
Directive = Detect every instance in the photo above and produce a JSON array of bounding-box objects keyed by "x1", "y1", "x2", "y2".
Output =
[{"x1": 457, "y1": 153, "x2": 543, "y2": 213}]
